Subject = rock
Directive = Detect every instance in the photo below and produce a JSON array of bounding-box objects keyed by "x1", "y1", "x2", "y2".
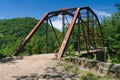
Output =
[{"x1": 63, "y1": 57, "x2": 120, "y2": 77}]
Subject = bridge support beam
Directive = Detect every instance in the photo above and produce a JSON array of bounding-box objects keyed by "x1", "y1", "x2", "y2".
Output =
[
  {"x1": 13, "y1": 7, "x2": 105, "y2": 61},
  {"x1": 57, "y1": 8, "x2": 80, "y2": 59}
]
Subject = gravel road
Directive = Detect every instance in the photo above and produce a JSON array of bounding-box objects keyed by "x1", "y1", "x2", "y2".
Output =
[{"x1": 0, "y1": 54, "x2": 80, "y2": 80}]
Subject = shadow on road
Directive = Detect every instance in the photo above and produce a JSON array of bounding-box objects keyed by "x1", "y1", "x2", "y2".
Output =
[
  {"x1": 13, "y1": 66, "x2": 80, "y2": 80},
  {"x1": 0, "y1": 56, "x2": 23, "y2": 64}
]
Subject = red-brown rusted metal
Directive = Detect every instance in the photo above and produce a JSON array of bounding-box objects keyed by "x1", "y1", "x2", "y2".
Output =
[
  {"x1": 13, "y1": 7, "x2": 104, "y2": 59},
  {"x1": 57, "y1": 8, "x2": 80, "y2": 59},
  {"x1": 13, "y1": 13, "x2": 48, "y2": 56}
]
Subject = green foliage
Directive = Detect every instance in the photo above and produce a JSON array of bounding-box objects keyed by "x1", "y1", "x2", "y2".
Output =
[
  {"x1": 115, "y1": 3, "x2": 120, "y2": 12},
  {"x1": 81, "y1": 73, "x2": 97, "y2": 80},
  {"x1": 0, "y1": 17, "x2": 61, "y2": 56},
  {"x1": 58, "y1": 62, "x2": 120, "y2": 80},
  {"x1": 81, "y1": 72, "x2": 120, "y2": 80},
  {"x1": 101, "y1": 3, "x2": 120, "y2": 63},
  {"x1": 0, "y1": 3, "x2": 120, "y2": 64}
]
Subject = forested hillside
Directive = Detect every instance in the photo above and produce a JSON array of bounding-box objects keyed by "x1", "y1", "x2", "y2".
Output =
[
  {"x1": 0, "y1": 17, "x2": 61, "y2": 56},
  {"x1": 101, "y1": 3, "x2": 120, "y2": 63},
  {"x1": 0, "y1": 3, "x2": 120, "y2": 64}
]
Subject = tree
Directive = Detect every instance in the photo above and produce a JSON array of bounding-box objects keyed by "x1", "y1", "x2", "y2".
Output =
[
  {"x1": 115, "y1": 3, "x2": 120, "y2": 12},
  {"x1": 101, "y1": 3, "x2": 120, "y2": 63},
  {"x1": 0, "y1": 17, "x2": 61, "y2": 56}
]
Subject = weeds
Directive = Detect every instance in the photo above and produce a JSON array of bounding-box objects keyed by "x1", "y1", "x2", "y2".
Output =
[
  {"x1": 81, "y1": 72, "x2": 98, "y2": 80},
  {"x1": 58, "y1": 61, "x2": 120, "y2": 80}
]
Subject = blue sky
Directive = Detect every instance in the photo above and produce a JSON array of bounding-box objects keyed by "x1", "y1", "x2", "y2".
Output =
[{"x1": 0, "y1": 0, "x2": 119, "y2": 20}]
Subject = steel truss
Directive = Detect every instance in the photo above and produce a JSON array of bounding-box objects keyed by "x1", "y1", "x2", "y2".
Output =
[{"x1": 13, "y1": 7, "x2": 104, "y2": 59}]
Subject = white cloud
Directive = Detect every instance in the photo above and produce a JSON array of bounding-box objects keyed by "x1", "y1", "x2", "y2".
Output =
[
  {"x1": 51, "y1": 17, "x2": 72, "y2": 31},
  {"x1": 94, "y1": 10, "x2": 111, "y2": 17},
  {"x1": 52, "y1": 18, "x2": 62, "y2": 31},
  {"x1": 51, "y1": 10, "x2": 111, "y2": 29}
]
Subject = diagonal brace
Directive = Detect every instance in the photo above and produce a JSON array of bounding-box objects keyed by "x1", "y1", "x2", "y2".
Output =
[{"x1": 57, "y1": 8, "x2": 80, "y2": 59}]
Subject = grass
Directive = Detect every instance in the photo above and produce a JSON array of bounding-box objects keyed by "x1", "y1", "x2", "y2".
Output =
[{"x1": 57, "y1": 61, "x2": 120, "y2": 80}]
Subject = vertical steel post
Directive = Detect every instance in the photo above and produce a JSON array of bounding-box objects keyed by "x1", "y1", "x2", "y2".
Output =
[
  {"x1": 92, "y1": 15, "x2": 96, "y2": 49},
  {"x1": 78, "y1": 16, "x2": 80, "y2": 53},
  {"x1": 62, "y1": 14, "x2": 65, "y2": 39},
  {"x1": 86, "y1": 9, "x2": 90, "y2": 53},
  {"x1": 81, "y1": 22, "x2": 89, "y2": 53},
  {"x1": 46, "y1": 19, "x2": 48, "y2": 53}
]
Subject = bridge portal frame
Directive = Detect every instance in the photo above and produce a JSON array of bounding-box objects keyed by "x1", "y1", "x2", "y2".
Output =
[{"x1": 13, "y1": 7, "x2": 104, "y2": 60}]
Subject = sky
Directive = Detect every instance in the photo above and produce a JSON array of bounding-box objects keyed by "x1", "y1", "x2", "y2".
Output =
[
  {"x1": 0, "y1": 0, "x2": 119, "y2": 30},
  {"x1": 0, "y1": 0, "x2": 119, "y2": 19}
]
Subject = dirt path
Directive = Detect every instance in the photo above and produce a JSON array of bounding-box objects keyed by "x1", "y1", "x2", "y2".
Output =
[
  {"x1": 0, "y1": 54, "x2": 80, "y2": 80},
  {"x1": 0, "y1": 54, "x2": 59, "y2": 80}
]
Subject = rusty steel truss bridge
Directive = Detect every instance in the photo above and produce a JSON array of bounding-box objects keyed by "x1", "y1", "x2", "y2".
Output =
[{"x1": 13, "y1": 7, "x2": 105, "y2": 60}]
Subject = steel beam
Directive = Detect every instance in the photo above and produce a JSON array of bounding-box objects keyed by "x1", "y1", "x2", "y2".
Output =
[
  {"x1": 78, "y1": 17, "x2": 80, "y2": 53},
  {"x1": 13, "y1": 13, "x2": 48, "y2": 56},
  {"x1": 57, "y1": 8, "x2": 80, "y2": 59},
  {"x1": 49, "y1": 19, "x2": 60, "y2": 47},
  {"x1": 46, "y1": 19, "x2": 48, "y2": 53},
  {"x1": 13, "y1": 6, "x2": 104, "y2": 58},
  {"x1": 62, "y1": 15, "x2": 65, "y2": 39}
]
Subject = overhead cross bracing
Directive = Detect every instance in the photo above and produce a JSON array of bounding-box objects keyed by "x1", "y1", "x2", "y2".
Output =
[{"x1": 13, "y1": 7, "x2": 104, "y2": 59}]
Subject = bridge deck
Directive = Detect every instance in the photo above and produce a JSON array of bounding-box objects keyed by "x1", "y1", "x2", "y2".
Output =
[{"x1": 75, "y1": 49, "x2": 104, "y2": 54}]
